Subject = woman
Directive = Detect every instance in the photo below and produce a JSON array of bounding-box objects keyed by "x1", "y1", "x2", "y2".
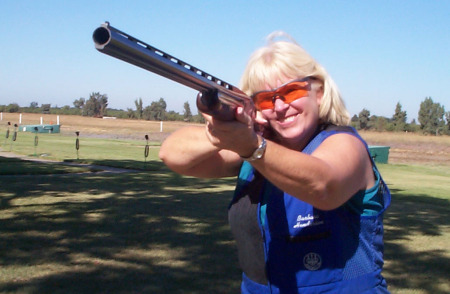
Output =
[{"x1": 159, "y1": 32, "x2": 390, "y2": 293}]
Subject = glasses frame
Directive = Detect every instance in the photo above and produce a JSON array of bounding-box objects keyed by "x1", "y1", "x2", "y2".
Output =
[{"x1": 251, "y1": 77, "x2": 315, "y2": 111}]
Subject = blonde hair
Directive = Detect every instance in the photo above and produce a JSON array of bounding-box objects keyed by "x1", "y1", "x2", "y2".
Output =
[{"x1": 240, "y1": 31, "x2": 350, "y2": 126}]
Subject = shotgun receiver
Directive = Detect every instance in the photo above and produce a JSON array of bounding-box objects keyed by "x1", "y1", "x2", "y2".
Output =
[{"x1": 92, "y1": 22, "x2": 253, "y2": 121}]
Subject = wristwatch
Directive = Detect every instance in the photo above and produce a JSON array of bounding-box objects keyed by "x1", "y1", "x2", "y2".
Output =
[{"x1": 241, "y1": 137, "x2": 267, "y2": 162}]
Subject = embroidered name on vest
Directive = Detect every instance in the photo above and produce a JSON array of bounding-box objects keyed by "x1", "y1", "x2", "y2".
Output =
[{"x1": 293, "y1": 214, "x2": 324, "y2": 229}]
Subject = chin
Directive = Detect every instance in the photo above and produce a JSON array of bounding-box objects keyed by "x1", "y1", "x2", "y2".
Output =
[
  {"x1": 274, "y1": 128, "x2": 304, "y2": 144},
  {"x1": 278, "y1": 123, "x2": 304, "y2": 137},
  {"x1": 273, "y1": 123, "x2": 315, "y2": 149}
]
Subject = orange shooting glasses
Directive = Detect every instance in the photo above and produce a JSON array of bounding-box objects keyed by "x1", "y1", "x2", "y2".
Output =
[{"x1": 251, "y1": 77, "x2": 312, "y2": 110}]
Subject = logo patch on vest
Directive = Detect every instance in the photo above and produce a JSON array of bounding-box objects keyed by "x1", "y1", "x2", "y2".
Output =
[{"x1": 303, "y1": 252, "x2": 322, "y2": 271}]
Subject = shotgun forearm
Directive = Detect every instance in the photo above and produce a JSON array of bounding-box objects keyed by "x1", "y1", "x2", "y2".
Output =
[{"x1": 92, "y1": 22, "x2": 253, "y2": 121}]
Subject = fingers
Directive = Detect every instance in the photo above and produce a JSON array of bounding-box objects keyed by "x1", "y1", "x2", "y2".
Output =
[
  {"x1": 201, "y1": 112, "x2": 213, "y2": 124},
  {"x1": 254, "y1": 111, "x2": 267, "y2": 124},
  {"x1": 235, "y1": 106, "x2": 251, "y2": 124}
]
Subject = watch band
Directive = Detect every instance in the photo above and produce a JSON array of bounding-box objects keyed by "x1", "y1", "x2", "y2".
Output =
[{"x1": 241, "y1": 136, "x2": 267, "y2": 161}]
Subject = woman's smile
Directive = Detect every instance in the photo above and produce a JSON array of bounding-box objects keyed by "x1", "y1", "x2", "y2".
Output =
[{"x1": 277, "y1": 113, "x2": 299, "y2": 126}]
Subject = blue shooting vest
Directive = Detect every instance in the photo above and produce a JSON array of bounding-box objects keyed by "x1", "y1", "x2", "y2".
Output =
[{"x1": 232, "y1": 126, "x2": 391, "y2": 294}]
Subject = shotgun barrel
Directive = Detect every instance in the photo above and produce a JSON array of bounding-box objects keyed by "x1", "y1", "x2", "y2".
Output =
[{"x1": 92, "y1": 22, "x2": 253, "y2": 120}]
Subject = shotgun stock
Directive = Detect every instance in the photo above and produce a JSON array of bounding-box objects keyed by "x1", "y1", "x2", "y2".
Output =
[{"x1": 92, "y1": 22, "x2": 254, "y2": 121}]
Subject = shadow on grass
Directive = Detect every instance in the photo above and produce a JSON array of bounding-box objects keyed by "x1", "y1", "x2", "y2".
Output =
[
  {"x1": 383, "y1": 189, "x2": 450, "y2": 293},
  {"x1": 63, "y1": 158, "x2": 166, "y2": 172},
  {"x1": 0, "y1": 157, "x2": 93, "y2": 175},
  {"x1": 0, "y1": 160, "x2": 241, "y2": 294}
]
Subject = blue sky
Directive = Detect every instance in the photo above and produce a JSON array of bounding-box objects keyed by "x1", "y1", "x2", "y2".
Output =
[{"x1": 1, "y1": 0, "x2": 449, "y2": 121}]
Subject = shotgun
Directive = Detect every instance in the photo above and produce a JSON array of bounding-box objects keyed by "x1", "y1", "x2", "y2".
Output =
[{"x1": 92, "y1": 22, "x2": 254, "y2": 121}]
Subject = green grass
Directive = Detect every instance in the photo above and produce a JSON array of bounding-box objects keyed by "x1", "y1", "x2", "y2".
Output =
[
  {"x1": 0, "y1": 133, "x2": 449, "y2": 293},
  {"x1": 1, "y1": 131, "x2": 159, "y2": 162},
  {"x1": 378, "y1": 164, "x2": 450, "y2": 199}
]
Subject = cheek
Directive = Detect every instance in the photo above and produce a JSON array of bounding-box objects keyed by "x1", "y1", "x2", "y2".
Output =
[
  {"x1": 289, "y1": 97, "x2": 309, "y2": 110},
  {"x1": 291, "y1": 96, "x2": 319, "y2": 111}
]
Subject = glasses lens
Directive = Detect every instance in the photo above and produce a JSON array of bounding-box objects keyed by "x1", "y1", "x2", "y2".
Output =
[
  {"x1": 281, "y1": 82, "x2": 309, "y2": 104},
  {"x1": 253, "y1": 92, "x2": 274, "y2": 110}
]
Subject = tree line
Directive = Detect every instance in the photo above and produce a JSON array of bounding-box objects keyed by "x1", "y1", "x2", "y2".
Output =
[
  {"x1": 2, "y1": 92, "x2": 204, "y2": 123},
  {"x1": 2, "y1": 93, "x2": 449, "y2": 135},
  {"x1": 351, "y1": 98, "x2": 449, "y2": 135}
]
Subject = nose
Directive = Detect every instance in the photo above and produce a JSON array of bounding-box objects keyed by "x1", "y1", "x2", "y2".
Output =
[{"x1": 273, "y1": 95, "x2": 289, "y2": 112}]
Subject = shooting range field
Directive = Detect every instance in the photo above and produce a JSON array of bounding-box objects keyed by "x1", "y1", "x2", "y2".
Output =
[{"x1": 1, "y1": 113, "x2": 449, "y2": 293}]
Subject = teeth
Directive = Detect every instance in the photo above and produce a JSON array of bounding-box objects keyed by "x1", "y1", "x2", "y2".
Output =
[{"x1": 280, "y1": 116, "x2": 296, "y2": 123}]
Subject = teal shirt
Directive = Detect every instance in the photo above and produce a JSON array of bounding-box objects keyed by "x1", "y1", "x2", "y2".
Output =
[{"x1": 346, "y1": 167, "x2": 384, "y2": 216}]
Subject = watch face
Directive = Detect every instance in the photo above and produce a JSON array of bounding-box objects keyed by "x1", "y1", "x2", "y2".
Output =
[
  {"x1": 254, "y1": 138, "x2": 266, "y2": 159},
  {"x1": 255, "y1": 149, "x2": 264, "y2": 159}
]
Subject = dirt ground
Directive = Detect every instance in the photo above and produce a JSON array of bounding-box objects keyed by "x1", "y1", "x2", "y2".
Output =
[
  {"x1": 2, "y1": 113, "x2": 449, "y2": 166},
  {"x1": 359, "y1": 130, "x2": 450, "y2": 166}
]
